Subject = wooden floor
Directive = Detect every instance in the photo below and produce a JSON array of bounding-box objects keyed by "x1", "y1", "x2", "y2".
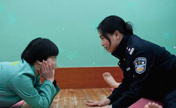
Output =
[{"x1": 20, "y1": 88, "x2": 112, "y2": 108}]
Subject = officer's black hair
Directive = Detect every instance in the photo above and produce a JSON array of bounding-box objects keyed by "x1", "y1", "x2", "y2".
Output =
[
  {"x1": 97, "y1": 15, "x2": 133, "y2": 43},
  {"x1": 21, "y1": 37, "x2": 59, "y2": 65}
]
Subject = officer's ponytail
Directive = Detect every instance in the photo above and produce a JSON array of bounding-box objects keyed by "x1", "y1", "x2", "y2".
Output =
[
  {"x1": 125, "y1": 22, "x2": 133, "y2": 35},
  {"x1": 97, "y1": 15, "x2": 133, "y2": 38}
]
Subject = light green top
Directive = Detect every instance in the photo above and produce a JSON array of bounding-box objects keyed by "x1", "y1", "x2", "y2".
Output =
[{"x1": 0, "y1": 60, "x2": 60, "y2": 108}]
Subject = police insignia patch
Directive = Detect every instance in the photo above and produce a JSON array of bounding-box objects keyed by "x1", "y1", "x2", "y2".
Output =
[{"x1": 133, "y1": 57, "x2": 147, "y2": 74}]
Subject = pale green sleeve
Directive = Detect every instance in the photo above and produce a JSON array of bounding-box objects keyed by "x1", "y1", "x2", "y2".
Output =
[
  {"x1": 34, "y1": 76, "x2": 42, "y2": 91},
  {"x1": 8, "y1": 73, "x2": 60, "y2": 108}
]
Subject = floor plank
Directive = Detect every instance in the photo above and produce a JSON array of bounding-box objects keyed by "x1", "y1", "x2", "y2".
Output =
[
  {"x1": 20, "y1": 88, "x2": 112, "y2": 108},
  {"x1": 75, "y1": 89, "x2": 88, "y2": 108}
]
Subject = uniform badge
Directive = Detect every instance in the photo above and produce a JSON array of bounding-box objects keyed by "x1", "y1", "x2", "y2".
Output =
[{"x1": 133, "y1": 57, "x2": 147, "y2": 74}]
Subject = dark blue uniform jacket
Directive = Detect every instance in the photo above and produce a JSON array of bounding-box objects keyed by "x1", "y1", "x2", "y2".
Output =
[{"x1": 108, "y1": 34, "x2": 176, "y2": 108}]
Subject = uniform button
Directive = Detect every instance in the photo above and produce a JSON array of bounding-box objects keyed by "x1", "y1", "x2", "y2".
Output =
[
  {"x1": 123, "y1": 59, "x2": 126, "y2": 61},
  {"x1": 133, "y1": 75, "x2": 135, "y2": 78},
  {"x1": 126, "y1": 67, "x2": 130, "y2": 71}
]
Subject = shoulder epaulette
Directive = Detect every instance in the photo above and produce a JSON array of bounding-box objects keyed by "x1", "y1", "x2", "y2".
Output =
[{"x1": 126, "y1": 45, "x2": 135, "y2": 55}]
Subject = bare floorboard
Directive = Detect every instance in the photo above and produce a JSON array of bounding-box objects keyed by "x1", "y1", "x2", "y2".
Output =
[{"x1": 20, "y1": 88, "x2": 112, "y2": 108}]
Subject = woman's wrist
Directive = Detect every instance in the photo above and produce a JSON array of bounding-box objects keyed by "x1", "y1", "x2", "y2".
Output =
[{"x1": 47, "y1": 79, "x2": 54, "y2": 83}]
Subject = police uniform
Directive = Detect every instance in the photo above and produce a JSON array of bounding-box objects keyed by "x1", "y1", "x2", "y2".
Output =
[
  {"x1": 0, "y1": 60, "x2": 60, "y2": 108},
  {"x1": 108, "y1": 34, "x2": 176, "y2": 108}
]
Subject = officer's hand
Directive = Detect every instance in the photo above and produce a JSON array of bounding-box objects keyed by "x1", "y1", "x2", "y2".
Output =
[
  {"x1": 90, "y1": 105, "x2": 111, "y2": 108},
  {"x1": 86, "y1": 99, "x2": 110, "y2": 107},
  {"x1": 38, "y1": 60, "x2": 55, "y2": 83}
]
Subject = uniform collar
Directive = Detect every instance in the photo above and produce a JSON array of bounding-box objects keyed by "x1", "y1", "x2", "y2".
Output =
[{"x1": 111, "y1": 34, "x2": 130, "y2": 60}]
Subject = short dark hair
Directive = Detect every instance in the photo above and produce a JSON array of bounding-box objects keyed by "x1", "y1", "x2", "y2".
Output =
[
  {"x1": 21, "y1": 37, "x2": 59, "y2": 65},
  {"x1": 97, "y1": 15, "x2": 133, "y2": 43}
]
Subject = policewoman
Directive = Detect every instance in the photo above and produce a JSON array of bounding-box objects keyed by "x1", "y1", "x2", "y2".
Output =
[{"x1": 86, "y1": 15, "x2": 176, "y2": 108}]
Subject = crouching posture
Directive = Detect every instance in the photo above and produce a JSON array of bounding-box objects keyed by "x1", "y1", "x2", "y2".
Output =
[{"x1": 0, "y1": 38, "x2": 60, "y2": 108}]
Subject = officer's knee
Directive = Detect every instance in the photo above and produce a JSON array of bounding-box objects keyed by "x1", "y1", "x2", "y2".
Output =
[{"x1": 163, "y1": 91, "x2": 176, "y2": 108}]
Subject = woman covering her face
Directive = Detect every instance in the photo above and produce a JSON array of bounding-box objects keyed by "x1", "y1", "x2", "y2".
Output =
[{"x1": 0, "y1": 37, "x2": 60, "y2": 108}]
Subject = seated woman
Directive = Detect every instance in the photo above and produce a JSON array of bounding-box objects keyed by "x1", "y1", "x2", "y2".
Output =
[{"x1": 0, "y1": 37, "x2": 60, "y2": 108}]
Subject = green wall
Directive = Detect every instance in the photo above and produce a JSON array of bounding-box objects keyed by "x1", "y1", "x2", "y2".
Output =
[{"x1": 0, "y1": 0, "x2": 176, "y2": 67}]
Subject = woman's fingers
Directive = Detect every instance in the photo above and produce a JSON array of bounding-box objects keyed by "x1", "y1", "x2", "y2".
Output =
[
  {"x1": 39, "y1": 60, "x2": 54, "y2": 82},
  {"x1": 41, "y1": 61, "x2": 49, "y2": 73},
  {"x1": 44, "y1": 61, "x2": 49, "y2": 72},
  {"x1": 48, "y1": 63, "x2": 53, "y2": 73},
  {"x1": 41, "y1": 60, "x2": 46, "y2": 72}
]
